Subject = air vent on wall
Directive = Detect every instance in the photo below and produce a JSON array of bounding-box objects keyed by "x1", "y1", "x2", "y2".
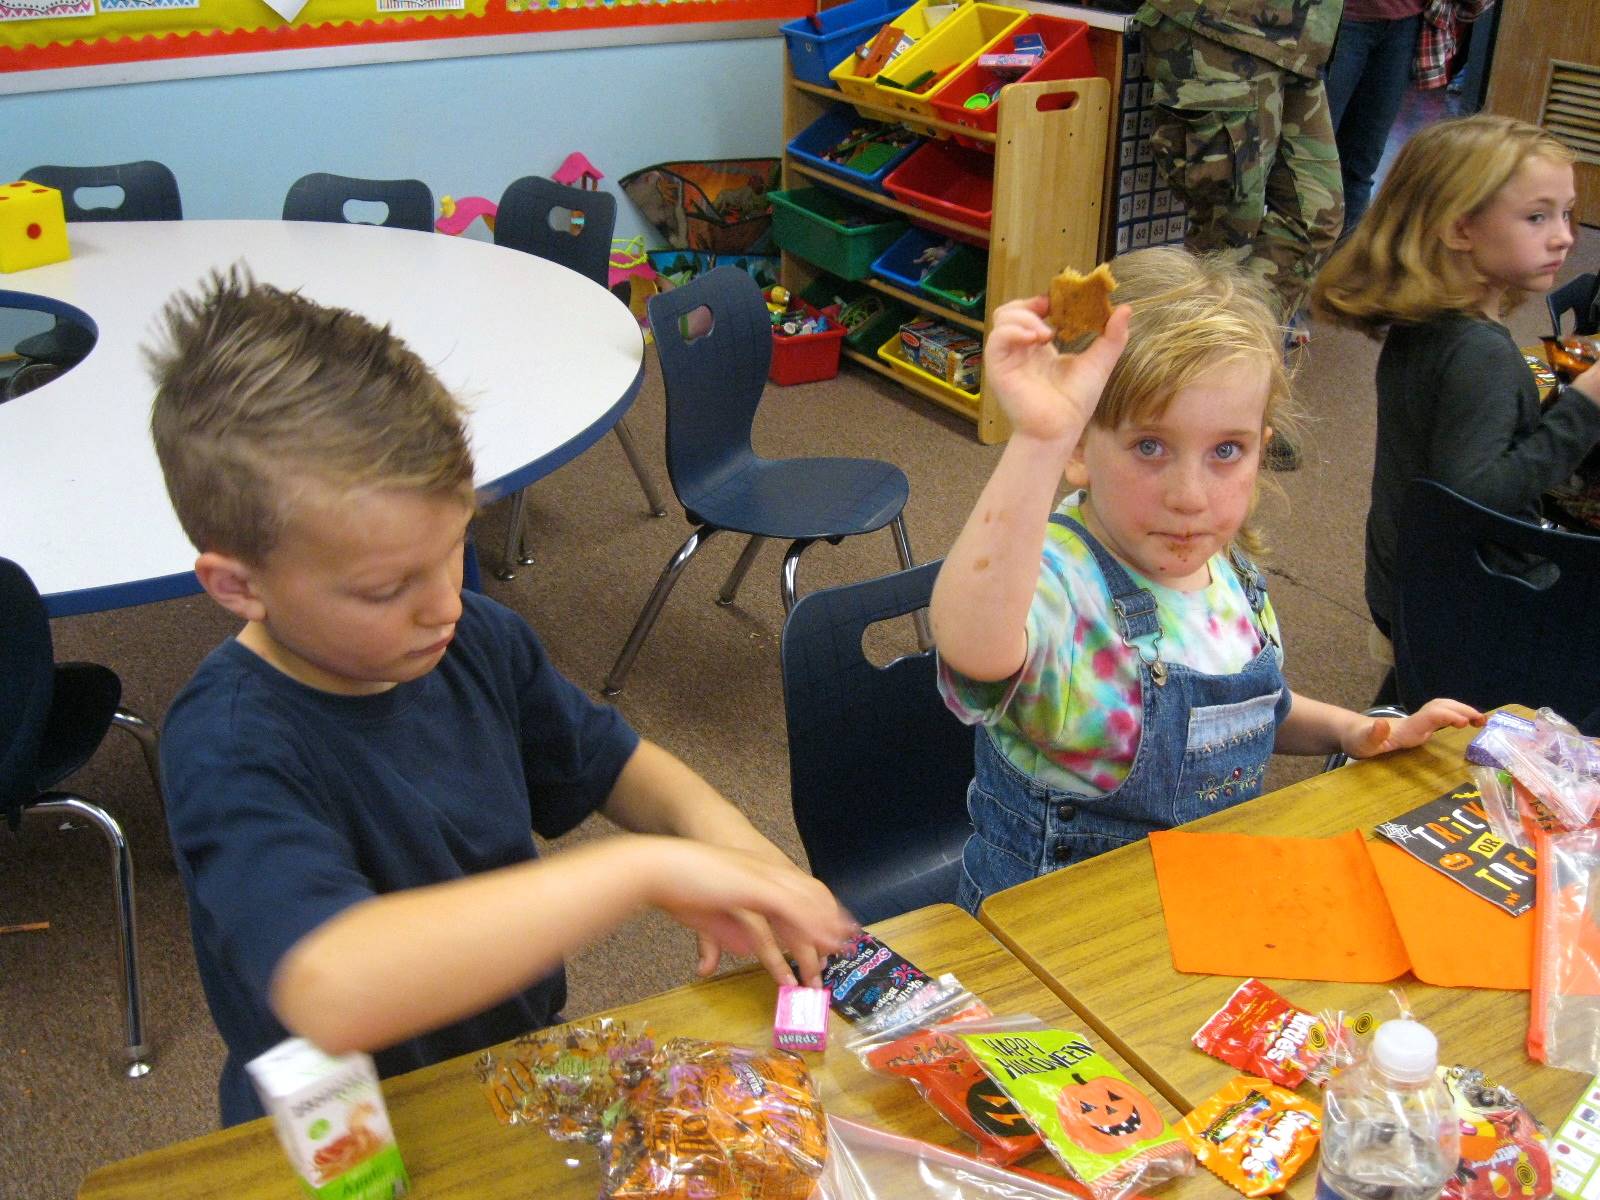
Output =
[{"x1": 1542, "y1": 59, "x2": 1600, "y2": 167}]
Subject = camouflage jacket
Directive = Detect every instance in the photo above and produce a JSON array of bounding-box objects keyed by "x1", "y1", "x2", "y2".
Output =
[{"x1": 1134, "y1": 0, "x2": 1345, "y2": 77}]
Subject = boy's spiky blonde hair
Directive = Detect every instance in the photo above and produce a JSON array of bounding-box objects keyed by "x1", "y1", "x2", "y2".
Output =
[{"x1": 147, "y1": 267, "x2": 476, "y2": 563}]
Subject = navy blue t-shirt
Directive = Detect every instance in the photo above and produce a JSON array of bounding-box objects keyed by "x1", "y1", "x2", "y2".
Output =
[{"x1": 160, "y1": 591, "x2": 640, "y2": 1126}]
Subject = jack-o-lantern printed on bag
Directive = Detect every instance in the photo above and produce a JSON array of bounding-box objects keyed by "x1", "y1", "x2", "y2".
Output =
[
  {"x1": 1057, "y1": 1073, "x2": 1165, "y2": 1155},
  {"x1": 959, "y1": 1027, "x2": 1195, "y2": 1200}
]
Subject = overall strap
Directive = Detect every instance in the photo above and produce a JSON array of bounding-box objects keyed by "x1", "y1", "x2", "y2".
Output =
[
  {"x1": 1048, "y1": 512, "x2": 1162, "y2": 647},
  {"x1": 1226, "y1": 546, "x2": 1278, "y2": 645}
]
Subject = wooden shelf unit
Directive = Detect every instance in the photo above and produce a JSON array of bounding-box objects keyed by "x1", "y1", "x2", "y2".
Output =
[{"x1": 780, "y1": 33, "x2": 1113, "y2": 443}]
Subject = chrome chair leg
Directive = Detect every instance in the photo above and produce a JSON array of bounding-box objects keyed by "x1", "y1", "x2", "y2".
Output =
[
  {"x1": 496, "y1": 489, "x2": 534, "y2": 581},
  {"x1": 780, "y1": 540, "x2": 817, "y2": 613},
  {"x1": 717, "y1": 535, "x2": 767, "y2": 606},
  {"x1": 888, "y1": 514, "x2": 932, "y2": 650},
  {"x1": 613, "y1": 418, "x2": 668, "y2": 517},
  {"x1": 111, "y1": 708, "x2": 163, "y2": 813},
  {"x1": 1320, "y1": 705, "x2": 1410, "y2": 773},
  {"x1": 30, "y1": 794, "x2": 151, "y2": 1077},
  {"x1": 604, "y1": 525, "x2": 721, "y2": 696}
]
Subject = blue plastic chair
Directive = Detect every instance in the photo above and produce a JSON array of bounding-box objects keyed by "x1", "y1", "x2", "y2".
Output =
[
  {"x1": 490, "y1": 175, "x2": 664, "y2": 579},
  {"x1": 12, "y1": 161, "x2": 181, "y2": 384},
  {"x1": 603, "y1": 265, "x2": 921, "y2": 695},
  {"x1": 1548, "y1": 271, "x2": 1600, "y2": 340},
  {"x1": 1393, "y1": 478, "x2": 1600, "y2": 733},
  {"x1": 282, "y1": 172, "x2": 435, "y2": 232},
  {"x1": 1, "y1": 556, "x2": 162, "y2": 1076},
  {"x1": 780, "y1": 561, "x2": 972, "y2": 924}
]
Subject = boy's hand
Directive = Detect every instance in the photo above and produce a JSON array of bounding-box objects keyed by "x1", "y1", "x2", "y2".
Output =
[
  {"x1": 987, "y1": 297, "x2": 1131, "y2": 445},
  {"x1": 642, "y1": 841, "x2": 856, "y2": 988},
  {"x1": 1342, "y1": 699, "x2": 1485, "y2": 759}
]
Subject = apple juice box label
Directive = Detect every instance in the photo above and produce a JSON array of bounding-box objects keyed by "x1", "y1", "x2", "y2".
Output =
[
  {"x1": 958, "y1": 1028, "x2": 1182, "y2": 1186},
  {"x1": 246, "y1": 1037, "x2": 410, "y2": 1200}
]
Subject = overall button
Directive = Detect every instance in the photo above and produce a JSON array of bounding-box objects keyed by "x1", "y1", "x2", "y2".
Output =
[
  {"x1": 1056, "y1": 802, "x2": 1077, "y2": 821},
  {"x1": 1052, "y1": 843, "x2": 1072, "y2": 863}
]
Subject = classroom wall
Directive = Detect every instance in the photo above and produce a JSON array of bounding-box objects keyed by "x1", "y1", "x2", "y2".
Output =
[{"x1": 1, "y1": 34, "x2": 785, "y2": 241}]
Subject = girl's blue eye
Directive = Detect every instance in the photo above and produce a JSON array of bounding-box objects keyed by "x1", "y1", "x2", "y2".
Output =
[
  {"x1": 1136, "y1": 438, "x2": 1161, "y2": 457},
  {"x1": 1216, "y1": 441, "x2": 1243, "y2": 462}
]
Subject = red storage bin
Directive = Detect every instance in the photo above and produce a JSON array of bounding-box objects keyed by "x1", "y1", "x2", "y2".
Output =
[
  {"x1": 883, "y1": 141, "x2": 995, "y2": 230},
  {"x1": 930, "y1": 16, "x2": 1096, "y2": 151},
  {"x1": 770, "y1": 302, "x2": 847, "y2": 385}
]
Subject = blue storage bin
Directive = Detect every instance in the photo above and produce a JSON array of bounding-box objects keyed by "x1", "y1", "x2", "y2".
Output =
[
  {"x1": 786, "y1": 107, "x2": 922, "y2": 194},
  {"x1": 871, "y1": 226, "x2": 959, "y2": 294},
  {"x1": 782, "y1": 0, "x2": 903, "y2": 88}
]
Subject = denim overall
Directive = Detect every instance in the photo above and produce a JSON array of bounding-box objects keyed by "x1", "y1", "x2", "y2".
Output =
[{"x1": 957, "y1": 513, "x2": 1291, "y2": 913}]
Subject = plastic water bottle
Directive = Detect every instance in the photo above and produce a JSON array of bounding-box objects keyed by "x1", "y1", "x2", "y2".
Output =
[{"x1": 1314, "y1": 1019, "x2": 1459, "y2": 1200}]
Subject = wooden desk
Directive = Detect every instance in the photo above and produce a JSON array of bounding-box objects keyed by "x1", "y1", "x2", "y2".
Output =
[
  {"x1": 78, "y1": 903, "x2": 1240, "y2": 1200},
  {"x1": 978, "y1": 708, "x2": 1584, "y2": 1198}
]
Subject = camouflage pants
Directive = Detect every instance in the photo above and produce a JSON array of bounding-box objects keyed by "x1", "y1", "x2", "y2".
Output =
[{"x1": 1142, "y1": 15, "x2": 1344, "y2": 322}]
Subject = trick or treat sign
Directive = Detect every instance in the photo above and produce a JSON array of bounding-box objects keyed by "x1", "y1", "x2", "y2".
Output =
[{"x1": 1375, "y1": 783, "x2": 1536, "y2": 917}]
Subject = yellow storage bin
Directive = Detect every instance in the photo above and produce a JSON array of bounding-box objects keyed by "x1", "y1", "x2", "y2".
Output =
[
  {"x1": 876, "y1": 327, "x2": 980, "y2": 414},
  {"x1": 872, "y1": 2, "x2": 1027, "y2": 134},
  {"x1": 828, "y1": 0, "x2": 965, "y2": 116}
]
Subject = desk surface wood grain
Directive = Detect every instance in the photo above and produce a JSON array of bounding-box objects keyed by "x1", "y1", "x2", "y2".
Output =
[
  {"x1": 79, "y1": 903, "x2": 1247, "y2": 1199},
  {"x1": 978, "y1": 706, "x2": 1584, "y2": 1199}
]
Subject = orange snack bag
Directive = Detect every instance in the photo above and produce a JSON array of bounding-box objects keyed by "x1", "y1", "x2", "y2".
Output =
[{"x1": 1178, "y1": 1076, "x2": 1320, "y2": 1196}]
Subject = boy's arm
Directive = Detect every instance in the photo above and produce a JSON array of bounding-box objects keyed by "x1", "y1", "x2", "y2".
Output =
[
  {"x1": 1272, "y1": 691, "x2": 1484, "y2": 758},
  {"x1": 599, "y1": 739, "x2": 844, "y2": 986},
  {"x1": 930, "y1": 299, "x2": 1130, "y2": 681},
  {"x1": 271, "y1": 833, "x2": 853, "y2": 1056}
]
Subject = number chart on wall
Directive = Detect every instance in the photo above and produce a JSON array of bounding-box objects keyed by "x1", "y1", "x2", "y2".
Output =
[{"x1": 1, "y1": 0, "x2": 807, "y2": 82}]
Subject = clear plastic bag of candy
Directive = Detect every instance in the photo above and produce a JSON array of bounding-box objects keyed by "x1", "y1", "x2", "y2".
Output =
[
  {"x1": 1438, "y1": 1066, "x2": 1551, "y2": 1200},
  {"x1": 850, "y1": 1003, "x2": 1047, "y2": 1167},
  {"x1": 1466, "y1": 708, "x2": 1600, "y2": 846},
  {"x1": 478, "y1": 1021, "x2": 828, "y2": 1200},
  {"x1": 1529, "y1": 827, "x2": 1600, "y2": 1073},
  {"x1": 954, "y1": 1017, "x2": 1194, "y2": 1200}
]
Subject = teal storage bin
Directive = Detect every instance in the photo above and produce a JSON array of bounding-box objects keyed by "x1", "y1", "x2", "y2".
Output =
[
  {"x1": 921, "y1": 243, "x2": 987, "y2": 315},
  {"x1": 769, "y1": 187, "x2": 907, "y2": 281}
]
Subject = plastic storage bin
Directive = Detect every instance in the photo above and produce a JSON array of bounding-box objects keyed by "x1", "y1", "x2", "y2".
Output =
[
  {"x1": 920, "y1": 243, "x2": 987, "y2": 314},
  {"x1": 876, "y1": 327, "x2": 980, "y2": 411},
  {"x1": 828, "y1": 0, "x2": 950, "y2": 114},
  {"x1": 770, "y1": 301, "x2": 847, "y2": 385},
  {"x1": 930, "y1": 15, "x2": 1095, "y2": 150},
  {"x1": 872, "y1": 2, "x2": 1028, "y2": 133},
  {"x1": 768, "y1": 187, "x2": 907, "y2": 280},
  {"x1": 870, "y1": 226, "x2": 959, "y2": 293},
  {"x1": 787, "y1": 107, "x2": 922, "y2": 194},
  {"x1": 782, "y1": 0, "x2": 903, "y2": 88},
  {"x1": 883, "y1": 141, "x2": 996, "y2": 229}
]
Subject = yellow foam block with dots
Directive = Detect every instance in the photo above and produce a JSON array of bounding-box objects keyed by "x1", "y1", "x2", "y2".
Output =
[{"x1": 0, "y1": 180, "x2": 70, "y2": 273}]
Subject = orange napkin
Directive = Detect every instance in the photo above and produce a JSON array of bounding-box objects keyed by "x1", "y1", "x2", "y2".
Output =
[
  {"x1": 1364, "y1": 840, "x2": 1533, "y2": 990},
  {"x1": 1149, "y1": 829, "x2": 1410, "y2": 983}
]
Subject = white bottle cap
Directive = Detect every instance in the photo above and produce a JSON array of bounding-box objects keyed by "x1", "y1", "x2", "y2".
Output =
[{"x1": 1371, "y1": 1019, "x2": 1439, "y2": 1083}]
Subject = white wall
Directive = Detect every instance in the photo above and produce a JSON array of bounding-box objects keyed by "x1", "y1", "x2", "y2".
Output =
[{"x1": 0, "y1": 34, "x2": 785, "y2": 241}]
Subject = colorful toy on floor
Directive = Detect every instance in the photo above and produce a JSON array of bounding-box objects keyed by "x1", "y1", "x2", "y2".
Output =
[
  {"x1": 435, "y1": 195, "x2": 498, "y2": 237},
  {"x1": 0, "y1": 180, "x2": 69, "y2": 273}
]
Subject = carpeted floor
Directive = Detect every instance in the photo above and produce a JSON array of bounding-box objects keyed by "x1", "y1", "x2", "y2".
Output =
[{"x1": 6, "y1": 206, "x2": 1596, "y2": 1200}]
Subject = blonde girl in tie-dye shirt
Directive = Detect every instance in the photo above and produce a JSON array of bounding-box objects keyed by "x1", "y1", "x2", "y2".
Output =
[{"x1": 930, "y1": 246, "x2": 1484, "y2": 910}]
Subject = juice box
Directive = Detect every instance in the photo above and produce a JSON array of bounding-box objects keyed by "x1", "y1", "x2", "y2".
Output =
[{"x1": 246, "y1": 1037, "x2": 410, "y2": 1200}]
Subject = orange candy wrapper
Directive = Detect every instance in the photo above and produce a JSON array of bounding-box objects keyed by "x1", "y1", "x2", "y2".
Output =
[{"x1": 1178, "y1": 1076, "x2": 1320, "y2": 1196}]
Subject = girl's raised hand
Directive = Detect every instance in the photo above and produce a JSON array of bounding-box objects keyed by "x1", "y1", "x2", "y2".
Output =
[
  {"x1": 986, "y1": 296, "x2": 1132, "y2": 444},
  {"x1": 1343, "y1": 698, "x2": 1486, "y2": 759}
]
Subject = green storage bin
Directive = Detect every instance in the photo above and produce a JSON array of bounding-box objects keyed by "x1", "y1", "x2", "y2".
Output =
[
  {"x1": 769, "y1": 187, "x2": 907, "y2": 281},
  {"x1": 921, "y1": 243, "x2": 987, "y2": 315}
]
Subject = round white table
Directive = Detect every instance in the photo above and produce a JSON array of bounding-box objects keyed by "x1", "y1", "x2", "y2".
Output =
[{"x1": 0, "y1": 220, "x2": 646, "y2": 616}]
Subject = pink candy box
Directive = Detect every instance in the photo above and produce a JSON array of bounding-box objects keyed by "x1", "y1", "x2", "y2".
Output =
[{"x1": 773, "y1": 985, "x2": 830, "y2": 1053}]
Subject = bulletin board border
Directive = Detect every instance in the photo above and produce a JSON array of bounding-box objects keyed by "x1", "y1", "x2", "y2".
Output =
[{"x1": 1, "y1": 2, "x2": 799, "y2": 94}]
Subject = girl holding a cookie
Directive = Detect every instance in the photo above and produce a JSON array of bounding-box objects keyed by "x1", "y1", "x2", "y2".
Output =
[{"x1": 929, "y1": 246, "x2": 1481, "y2": 911}]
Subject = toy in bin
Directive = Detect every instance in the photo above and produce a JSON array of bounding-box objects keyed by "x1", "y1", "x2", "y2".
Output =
[
  {"x1": 770, "y1": 297, "x2": 847, "y2": 386},
  {"x1": 899, "y1": 316, "x2": 982, "y2": 391}
]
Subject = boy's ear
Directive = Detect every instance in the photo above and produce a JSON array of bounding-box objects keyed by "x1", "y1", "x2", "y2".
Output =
[{"x1": 194, "y1": 551, "x2": 267, "y2": 623}]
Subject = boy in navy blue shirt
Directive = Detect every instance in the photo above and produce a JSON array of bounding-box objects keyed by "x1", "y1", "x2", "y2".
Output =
[{"x1": 147, "y1": 269, "x2": 854, "y2": 1125}]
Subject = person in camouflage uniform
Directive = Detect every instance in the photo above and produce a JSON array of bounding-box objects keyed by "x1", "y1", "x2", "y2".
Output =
[{"x1": 1134, "y1": 0, "x2": 1346, "y2": 328}]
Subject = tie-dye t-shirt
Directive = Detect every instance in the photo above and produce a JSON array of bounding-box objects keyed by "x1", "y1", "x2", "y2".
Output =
[{"x1": 938, "y1": 493, "x2": 1282, "y2": 796}]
